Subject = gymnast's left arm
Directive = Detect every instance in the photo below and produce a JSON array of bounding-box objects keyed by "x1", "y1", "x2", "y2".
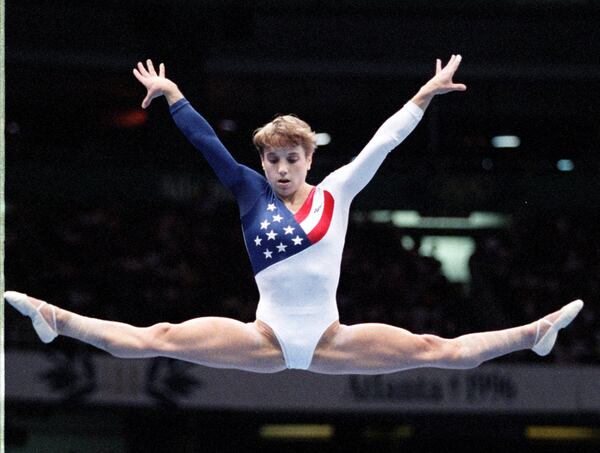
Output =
[{"x1": 331, "y1": 54, "x2": 466, "y2": 198}]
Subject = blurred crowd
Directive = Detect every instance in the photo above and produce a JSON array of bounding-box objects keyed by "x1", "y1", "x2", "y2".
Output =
[{"x1": 5, "y1": 201, "x2": 599, "y2": 364}]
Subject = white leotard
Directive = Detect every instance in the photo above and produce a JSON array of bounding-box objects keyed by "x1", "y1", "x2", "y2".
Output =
[{"x1": 171, "y1": 99, "x2": 423, "y2": 369}]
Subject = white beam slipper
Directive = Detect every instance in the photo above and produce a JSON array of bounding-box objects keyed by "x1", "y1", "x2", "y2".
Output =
[
  {"x1": 532, "y1": 299, "x2": 583, "y2": 356},
  {"x1": 4, "y1": 291, "x2": 58, "y2": 343}
]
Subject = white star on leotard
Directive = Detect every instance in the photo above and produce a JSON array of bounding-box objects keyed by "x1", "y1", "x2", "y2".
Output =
[
  {"x1": 254, "y1": 236, "x2": 262, "y2": 246},
  {"x1": 263, "y1": 249, "x2": 273, "y2": 259},
  {"x1": 292, "y1": 235, "x2": 304, "y2": 245},
  {"x1": 260, "y1": 219, "x2": 270, "y2": 230},
  {"x1": 276, "y1": 242, "x2": 288, "y2": 253},
  {"x1": 283, "y1": 225, "x2": 295, "y2": 235},
  {"x1": 267, "y1": 203, "x2": 276, "y2": 212},
  {"x1": 266, "y1": 230, "x2": 278, "y2": 240},
  {"x1": 272, "y1": 214, "x2": 283, "y2": 223}
]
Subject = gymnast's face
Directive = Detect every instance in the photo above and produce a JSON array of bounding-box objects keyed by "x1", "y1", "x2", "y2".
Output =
[{"x1": 261, "y1": 145, "x2": 312, "y2": 200}]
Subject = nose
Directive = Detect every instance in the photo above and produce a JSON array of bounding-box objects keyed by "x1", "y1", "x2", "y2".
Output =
[{"x1": 277, "y1": 163, "x2": 288, "y2": 175}]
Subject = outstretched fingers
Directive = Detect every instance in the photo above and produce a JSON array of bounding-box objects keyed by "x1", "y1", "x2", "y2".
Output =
[
  {"x1": 137, "y1": 61, "x2": 150, "y2": 77},
  {"x1": 436, "y1": 54, "x2": 466, "y2": 93},
  {"x1": 450, "y1": 54, "x2": 463, "y2": 74},
  {"x1": 441, "y1": 54, "x2": 462, "y2": 74},
  {"x1": 133, "y1": 60, "x2": 165, "y2": 82},
  {"x1": 451, "y1": 81, "x2": 467, "y2": 92},
  {"x1": 146, "y1": 59, "x2": 157, "y2": 76},
  {"x1": 132, "y1": 67, "x2": 144, "y2": 83},
  {"x1": 132, "y1": 59, "x2": 169, "y2": 109}
]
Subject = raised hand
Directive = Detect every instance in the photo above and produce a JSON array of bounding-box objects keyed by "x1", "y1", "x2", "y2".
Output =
[
  {"x1": 411, "y1": 54, "x2": 466, "y2": 110},
  {"x1": 133, "y1": 59, "x2": 182, "y2": 108},
  {"x1": 427, "y1": 54, "x2": 467, "y2": 95}
]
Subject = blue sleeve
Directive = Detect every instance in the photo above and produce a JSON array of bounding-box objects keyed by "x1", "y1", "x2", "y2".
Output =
[{"x1": 170, "y1": 98, "x2": 267, "y2": 214}]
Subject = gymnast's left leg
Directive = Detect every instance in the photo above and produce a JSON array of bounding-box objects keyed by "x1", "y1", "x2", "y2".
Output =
[{"x1": 308, "y1": 300, "x2": 583, "y2": 375}]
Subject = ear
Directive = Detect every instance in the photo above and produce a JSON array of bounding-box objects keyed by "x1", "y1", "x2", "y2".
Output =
[
  {"x1": 260, "y1": 153, "x2": 266, "y2": 171},
  {"x1": 306, "y1": 152, "x2": 313, "y2": 171}
]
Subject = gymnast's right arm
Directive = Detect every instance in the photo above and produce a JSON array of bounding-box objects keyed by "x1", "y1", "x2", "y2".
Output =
[{"x1": 133, "y1": 59, "x2": 265, "y2": 209}]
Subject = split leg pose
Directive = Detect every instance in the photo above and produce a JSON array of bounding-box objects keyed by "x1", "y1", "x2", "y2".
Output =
[
  {"x1": 5, "y1": 54, "x2": 584, "y2": 374},
  {"x1": 4, "y1": 291, "x2": 583, "y2": 374}
]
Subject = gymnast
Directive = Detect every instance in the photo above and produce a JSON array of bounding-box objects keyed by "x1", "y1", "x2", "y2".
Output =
[{"x1": 5, "y1": 55, "x2": 583, "y2": 374}]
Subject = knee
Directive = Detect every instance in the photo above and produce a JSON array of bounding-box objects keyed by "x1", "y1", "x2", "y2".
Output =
[
  {"x1": 418, "y1": 335, "x2": 471, "y2": 368},
  {"x1": 144, "y1": 322, "x2": 174, "y2": 353},
  {"x1": 105, "y1": 322, "x2": 173, "y2": 358},
  {"x1": 440, "y1": 337, "x2": 482, "y2": 369}
]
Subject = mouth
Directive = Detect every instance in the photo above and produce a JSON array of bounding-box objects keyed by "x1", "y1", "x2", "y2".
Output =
[{"x1": 277, "y1": 178, "x2": 291, "y2": 186}]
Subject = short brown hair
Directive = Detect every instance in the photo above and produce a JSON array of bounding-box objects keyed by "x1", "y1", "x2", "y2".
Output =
[{"x1": 253, "y1": 115, "x2": 317, "y2": 156}]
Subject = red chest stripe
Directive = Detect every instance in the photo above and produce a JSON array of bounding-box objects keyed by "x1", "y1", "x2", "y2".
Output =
[
  {"x1": 306, "y1": 190, "x2": 334, "y2": 243},
  {"x1": 293, "y1": 187, "x2": 316, "y2": 224},
  {"x1": 293, "y1": 188, "x2": 334, "y2": 244}
]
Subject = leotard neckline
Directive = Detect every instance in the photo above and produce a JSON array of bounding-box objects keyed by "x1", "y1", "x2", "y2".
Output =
[{"x1": 278, "y1": 186, "x2": 316, "y2": 217}]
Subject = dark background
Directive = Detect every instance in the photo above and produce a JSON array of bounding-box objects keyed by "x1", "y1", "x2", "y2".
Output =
[
  {"x1": 5, "y1": 1, "x2": 600, "y2": 452},
  {"x1": 7, "y1": 0, "x2": 600, "y2": 212}
]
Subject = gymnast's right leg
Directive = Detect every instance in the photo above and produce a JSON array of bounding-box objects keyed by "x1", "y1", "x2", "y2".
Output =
[{"x1": 4, "y1": 291, "x2": 286, "y2": 373}]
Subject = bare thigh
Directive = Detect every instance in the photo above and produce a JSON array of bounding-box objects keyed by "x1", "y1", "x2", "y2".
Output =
[
  {"x1": 308, "y1": 322, "x2": 455, "y2": 375},
  {"x1": 152, "y1": 317, "x2": 286, "y2": 373}
]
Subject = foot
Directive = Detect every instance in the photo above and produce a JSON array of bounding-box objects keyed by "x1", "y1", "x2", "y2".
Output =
[
  {"x1": 532, "y1": 299, "x2": 584, "y2": 356},
  {"x1": 4, "y1": 291, "x2": 58, "y2": 343}
]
